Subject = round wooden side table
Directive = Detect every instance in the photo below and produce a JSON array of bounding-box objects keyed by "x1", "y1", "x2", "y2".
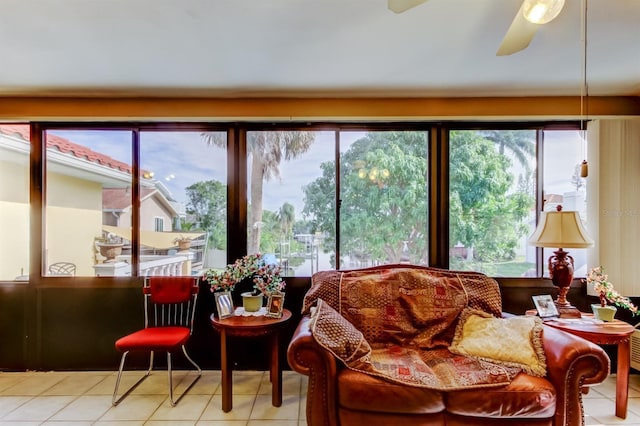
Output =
[
  {"x1": 210, "y1": 309, "x2": 292, "y2": 412},
  {"x1": 543, "y1": 314, "x2": 634, "y2": 419}
]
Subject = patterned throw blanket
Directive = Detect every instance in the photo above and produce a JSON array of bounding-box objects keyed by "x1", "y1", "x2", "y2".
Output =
[{"x1": 306, "y1": 266, "x2": 522, "y2": 391}]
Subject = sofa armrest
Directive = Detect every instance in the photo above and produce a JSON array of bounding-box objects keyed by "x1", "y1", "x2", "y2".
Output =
[
  {"x1": 287, "y1": 316, "x2": 339, "y2": 426},
  {"x1": 542, "y1": 325, "x2": 610, "y2": 426}
]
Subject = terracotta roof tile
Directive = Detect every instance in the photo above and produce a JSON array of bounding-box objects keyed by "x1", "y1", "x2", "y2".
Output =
[{"x1": 0, "y1": 124, "x2": 144, "y2": 176}]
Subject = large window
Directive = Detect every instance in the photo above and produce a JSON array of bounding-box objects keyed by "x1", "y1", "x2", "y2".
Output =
[
  {"x1": 0, "y1": 124, "x2": 30, "y2": 281},
  {"x1": 0, "y1": 121, "x2": 586, "y2": 283},
  {"x1": 140, "y1": 131, "x2": 227, "y2": 277},
  {"x1": 338, "y1": 131, "x2": 428, "y2": 269},
  {"x1": 246, "y1": 130, "x2": 334, "y2": 276},
  {"x1": 45, "y1": 129, "x2": 133, "y2": 277},
  {"x1": 449, "y1": 130, "x2": 536, "y2": 276}
]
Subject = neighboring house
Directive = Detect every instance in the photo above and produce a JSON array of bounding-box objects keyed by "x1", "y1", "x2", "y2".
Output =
[
  {"x1": 0, "y1": 125, "x2": 189, "y2": 279},
  {"x1": 103, "y1": 187, "x2": 179, "y2": 232}
]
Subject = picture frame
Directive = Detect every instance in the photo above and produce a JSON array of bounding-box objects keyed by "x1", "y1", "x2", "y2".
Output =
[
  {"x1": 266, "y1": 291, "x2": 285, "y2": 318},
  {"x1": 532, "y1": 294, "x2": 559, "y2": 319},
  {"x1": 215, "y1": 291, "x2": 234, "y2": 319}
]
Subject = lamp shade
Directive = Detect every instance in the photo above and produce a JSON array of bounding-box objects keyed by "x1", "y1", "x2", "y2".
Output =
[{"x1": 528, "y1": 210, "x2": 594, "y2": 248}]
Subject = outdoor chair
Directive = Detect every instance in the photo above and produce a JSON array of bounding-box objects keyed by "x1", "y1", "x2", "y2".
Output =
[
  {"x1": 48, "y1": 262, "x2": 76, "y2": 276},
  {"x1": 112, "y1": 276, "x2": 202, "y2": 406}
]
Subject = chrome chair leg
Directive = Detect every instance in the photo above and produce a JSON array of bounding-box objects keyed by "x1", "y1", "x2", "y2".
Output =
[
  {"x1": 112, "y1": 351, "x2": 154, "y2": 406},
  {"x1": 167, "y1": 345, "x2": 203, "y2": 406}
]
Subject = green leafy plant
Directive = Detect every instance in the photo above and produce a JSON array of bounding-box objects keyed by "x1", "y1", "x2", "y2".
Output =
[{"x1": 204, "y1": 253, "x2": 284, "y2": 296}]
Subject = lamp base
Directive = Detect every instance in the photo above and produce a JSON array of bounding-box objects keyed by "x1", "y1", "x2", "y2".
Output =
[{"x1": 554, "y1": 302, "x2": 582, "y2": 318}]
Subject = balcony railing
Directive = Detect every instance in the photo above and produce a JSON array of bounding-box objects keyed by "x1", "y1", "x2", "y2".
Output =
[{"x1": 93, "y1": 252, "x2": 195, "y2": 277}]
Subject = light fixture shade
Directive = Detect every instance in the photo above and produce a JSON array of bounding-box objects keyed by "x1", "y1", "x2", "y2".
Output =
[
  {"x1": 528, "y1": 210, "x2": 594, "y2": 248},
  {"x1": 522, "y1": 0, "x2": 566, "y2": 24}
]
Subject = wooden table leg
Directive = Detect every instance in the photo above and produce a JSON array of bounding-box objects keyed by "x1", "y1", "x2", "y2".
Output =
[
  {"x1": 271, "y1": 332, "x2": 282, "y2": 407},
  {"x1": 616, "y1": 339, "x2": 630, "y2": 419},
  {"x1": 220, "y1": 329, "x2": 232, "y2": 412}
]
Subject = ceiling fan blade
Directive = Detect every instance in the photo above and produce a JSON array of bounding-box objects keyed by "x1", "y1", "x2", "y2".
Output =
[
  {"x1": 388, "y1": 0, "x2": 430, "y2": 14},
  {"x1": 496, "y1": 2, "x2": 540, "y2": 56}
]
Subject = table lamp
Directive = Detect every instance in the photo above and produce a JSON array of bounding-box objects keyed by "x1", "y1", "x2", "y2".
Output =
[{"x1": 528, "y1": 205, "x2": 594, "y2": 318}]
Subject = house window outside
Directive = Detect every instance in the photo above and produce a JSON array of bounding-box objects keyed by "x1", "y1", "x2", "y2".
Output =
[
  {"x1": 0, "y1": 124, "x2": 30, "y2": 281},
  {"x1": 154, "y1": 217, "x2": 164, "y2": 232}
]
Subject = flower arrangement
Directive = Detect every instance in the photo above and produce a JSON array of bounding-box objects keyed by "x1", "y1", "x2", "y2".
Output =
[
  {"x1": 204, "y1": 253, "x2": 285, "y2": 296},
  {"x1": 587, "y1": 266, "x2": 638, "y2": 315}
]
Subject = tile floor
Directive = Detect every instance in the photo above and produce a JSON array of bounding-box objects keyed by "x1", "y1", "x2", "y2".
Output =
[{"x1": 0, "y1": 369, "x2": 639, "y2": 425}]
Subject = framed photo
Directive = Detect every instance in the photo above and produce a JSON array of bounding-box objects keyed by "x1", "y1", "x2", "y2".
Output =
[
  {"x1": 532, "y1": 294, "x2": 559, "y2": 319},
  {"x1": 266, "y1": 291, "x2": 285, "y2": 318},
  {"x1": 215, "y1": 291, "x2": 234, "y2": 319}
]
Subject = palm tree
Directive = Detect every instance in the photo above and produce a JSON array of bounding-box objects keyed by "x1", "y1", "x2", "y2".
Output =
[
  {"x1": 277, "y1": 202, "x2": 295, "y2": 239},
  {"x1": 481, "y1": 130, "x2": 535, "y2": 171},
  {"x1": 202, "y1": 131, "x2": 314, "y2": 253}
]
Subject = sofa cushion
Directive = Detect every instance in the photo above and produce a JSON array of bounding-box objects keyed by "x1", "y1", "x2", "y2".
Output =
[
  {"x1": 444, "y1": 372, "x2": 556, "y2": 419},
  {"x1": 309, "y1": 299, "x2": 371, "y2": 368},
  {"x1": 449, "y1": 308, "x2": 547, "y2": 377},
  {"x1": 337, "y1": 368, "x2": 445, "y2": 414}
]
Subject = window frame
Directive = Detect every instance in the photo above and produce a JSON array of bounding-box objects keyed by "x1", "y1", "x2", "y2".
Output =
[{"x1": 15, "y1": 120, "x2": 581, "y2": 288}]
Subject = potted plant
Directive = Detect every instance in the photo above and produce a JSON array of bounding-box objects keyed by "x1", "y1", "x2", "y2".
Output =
[
  {"x1": 204, "y1": 253, "x2": 285, "y2": 312},
  {"x1": 587, "y1": 266, "x2": 638, "y2": 321},
  {"x1": 172, "y1": 235, "x2": 192, "y2": 251},
  {"x1": 96, "y1": 233, "x2": 124, "y2": 262}
]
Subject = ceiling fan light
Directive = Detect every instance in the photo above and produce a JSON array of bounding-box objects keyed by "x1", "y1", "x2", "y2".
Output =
[{"x1": 522, "y1": 0, "x2": 565, "y2": 24}]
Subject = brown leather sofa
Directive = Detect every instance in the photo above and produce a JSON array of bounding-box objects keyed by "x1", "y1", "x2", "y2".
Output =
[{"x1": 287, "y1": 265, "x2": 610, "y2": 426}]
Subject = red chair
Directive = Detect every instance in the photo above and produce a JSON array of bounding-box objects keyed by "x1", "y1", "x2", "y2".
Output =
[{"x1": 112, "y1": 276, "x2": 202, "y2": 406}]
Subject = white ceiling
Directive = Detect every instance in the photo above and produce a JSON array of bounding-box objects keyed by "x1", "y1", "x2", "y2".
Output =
[{"x1": 1, "y1": 0, "x2": 638, "y2": 98}]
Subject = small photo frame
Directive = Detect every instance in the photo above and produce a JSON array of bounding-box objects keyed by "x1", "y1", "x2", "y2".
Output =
[
  {"x1": 215, "y1": 291, "x2": 234, "y2": 319},
  {"x1": 266, "y1": 291, "x2": 285, "y2": 318},
  {"x1": 532, "y1": 294, "x2": 559, "y2": 319}
]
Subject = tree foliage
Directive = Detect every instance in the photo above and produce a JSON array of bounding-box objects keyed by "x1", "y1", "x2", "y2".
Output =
[
  {"x1": 202, "y1": 131, "x2": 314, "y2": 253},
  {"x1": 185, "y1": 179, "x2": 226, "y2": 250},
  {"x1": 449, "y1": 131, "x2": 533, "y2": 262},
  {"x1": 303, "y1": 130, "x2": 534, "y2": 268},
  {"x1": 304, "y1": 132, "x2": 428, "y2": 266}
]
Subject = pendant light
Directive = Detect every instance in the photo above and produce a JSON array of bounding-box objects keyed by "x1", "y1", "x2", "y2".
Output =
[{"x1": 579, "y1": 0, "x2": 589, "y2": 178}]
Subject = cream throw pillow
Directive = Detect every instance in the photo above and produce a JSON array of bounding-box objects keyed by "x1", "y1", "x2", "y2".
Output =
[{"x1": 449, "y1": 308, "x2": 547, "y2": 377}]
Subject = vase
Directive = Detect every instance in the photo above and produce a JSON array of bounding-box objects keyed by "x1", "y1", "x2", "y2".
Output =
[
  {"x1": 177, "y1": 239, "x2": 191, "y2": 251},
  {"x1": 98, "y1": 243, "x2": 123, "y2": 262},
  {"x1": 241, "y1": 292, "x2": 263, "y2": 312},
  {"x1": 591, "y1": 304, "x2": 617, "y2": 321}
]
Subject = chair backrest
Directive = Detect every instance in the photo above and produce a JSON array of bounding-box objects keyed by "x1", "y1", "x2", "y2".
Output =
[
  {"x1": 143, "y1": 276, "x2": 199, "y2": 332},
  {"x1": 48, "y1": 262, "x2": 76, "y2": 276}
]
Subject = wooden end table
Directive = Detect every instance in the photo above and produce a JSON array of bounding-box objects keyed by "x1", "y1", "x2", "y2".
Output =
[
  {"x1": 543, "y1": 314, "x2": 635, "y2": 419},
  {"x1": 210, "y1": 309, "x2": 292, "y2": 412}
]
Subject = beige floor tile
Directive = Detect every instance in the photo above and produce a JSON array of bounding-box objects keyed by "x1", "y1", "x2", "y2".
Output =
[
  {"x1": 1, "y1": 395, "x2": 76, "y2": 421},
  {"x1": 249, "y1": 394, "x2": 299, "y2": 420},
  {"x1": 258, "y1": 371, "x2": 301, "y2": 396},
  {"x1": 0, "y1": 373, "x2": 66, "y2": 396},
  {"x1": 94, "y1": 421, "x2": 145, "y2": 426},
  {"x1": 247, "y1": 421, "x2": 298, "y2": 426},
  {"x1": 149, "y1": 394, "x2": 211, "y2": 421},
  {"x1": 0, "y1": 395, "x2": 32, "y2": 417},
  {"x1": 44, "y1": 373, "x2": 111, "y2": 396},
  {"x1": 215, "y1": 372, "x2": 263, "y2": 395},
  {"x1": 0, "y1": 374, "x2": 30, "y2": 393},
  {"x1": 99, "y1": 394, "x2": 166, "y2": 421},
  {"x1": 200, "y1": 394, "x2": 255, "y2": 421},
  {"x1": 196, "y1": 421, "x2": 249, "y2": 425},
  {"x1": 49, "y1": 395, "x2": 112, "y2": 421},
  {"x1": 585, "y1": 397, "x2": 640, "y2": 425}
]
